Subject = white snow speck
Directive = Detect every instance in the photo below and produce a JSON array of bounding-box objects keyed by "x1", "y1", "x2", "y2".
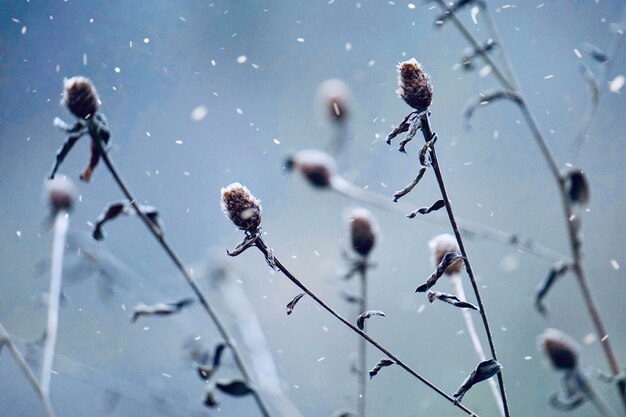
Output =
[
  {"x1": 368, "y1": 60, "x2": 375, "y2": 66},
  {"x1": 16, "y1": 230, "x2": 22, "y2": 238},
  {"x1": 12, "y1": 18, "x2": 20, "y2": 23},
  {"x1": 317, "y1": 357, "x2": 325, "y2": 362},
  {"x1": 297, "y1": 37, "x2": 304, "y2": 42},
  {"x1": 611, "y1": 259, "x2": 620, "y2": 270},
  {"x1": 162, "y1": 373, "x2": 172, "y2": 378},
  {"x1": 417, "y1": 304, "x2": 425, "y2": 314},
  {"x1": 21, "y1": 26, "x2": 27, "y2": 34},
  {"x1": 583, "y1": 333, "x2": 596, "y2": 345},
  {"x1": 573, "y1": 48, "x2": 582, "y2": 58},
  {"x1": 146, "y1": 131, "x2": 151, "y2": 137},
  {"x1": 345, "y1": 42, "x2": 352, "y2": 51},
  {"x1": 143, "y1": 38, "x2": 150, "y2": 44},
  {"x1": 237, "y1": 55, "x2": 247, "y2": 64},
  {"x1": 83, "y1": 53, "x2": 88, "y2": 66},
  {"x1": 114, "y1": 67, "x2": 121, "y2": 73},
  {"x1": 143, "y1": 326, "x2": 150, "y2": 331},
  {"x1": 408, "y1": 3, "x2": 415, "y2": 9},
  {"x1": 175, "y1": 140, "x2": 183, "y2": 145},
  {"x1": 191, "y1": 105, "x2": 208, "y2": 121},
  {"x1": 273, "y1": 138, "x2": 280, "y2": 144},
  {"x1": 470, "y1": 6, "x2": 479, "y2": 24},
  {"x1": 211, "y1": 59, "x2": 216, "y2": 66},
  {"x1": 524, "y1": 356, "x2": 532, "y2": 361},
  {"x1": 236, "y1": 108, "x2": 243, "y2": 114},
  {"x1": 544, "y1": 74, "x2": 554, "y2": 80},
  {"x1": 609, "y1": 75, "x2": 624, "y2": 93}
]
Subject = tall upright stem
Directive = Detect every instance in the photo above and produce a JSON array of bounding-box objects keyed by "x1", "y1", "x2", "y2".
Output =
[
  {"x1": 253, "y1": 239, "x2": 480, "y2": 416},
  {"x1": 420, "y1": 114, "x2": 510, "y2": 417},
  {"x1": 41, "y1": 211, "x2": 69, "y2": 397},
  {"x1": 91, "y1": 135, "x2": 272, "y2": 417},
  {"x1": 357, "y1": 267, "x2": 367, "y2": 417}
]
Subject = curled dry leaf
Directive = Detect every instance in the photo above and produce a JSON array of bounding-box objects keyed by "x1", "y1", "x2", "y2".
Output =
[
  {"x1": 368, "y1": 358, "x2": 395, "y2": 380},
  {"x1": 407, "y1": 199, "x2": 445, "y2": 218},
  {"x1": 340, "y1": 290, "x2": 361, "y2": 304},
  {"x1": 203, "y1": 389, "x2": 219, "y2": 408},
  {"x1": 463, "y1": 90, "x2": 522, "y2": 129},
  {"x1": 215, "y1": 379, "x2": 254, "y2": 397},
  {"x1": 453, "y1": 359, "x2": 503, "y2": 403},
  {"x1": 393, "y1": 167, "x2": 427, "y2": 202},
  {"x1": 356, "y1": 310, "x2": 386, "y2": 330},
  {"x1": 427, "y1": 291, "x2": 478, "y2": 311},
  {"x1": 93, "y1": 201, "x2": 162, "y2": 240},
  {"x1": 416, "y1": 251, "x2": 465, "y2": 292},
  {"x1": 534, "y1": 262, "x2": 571, "y2": 316},
  {"x1": 130, "y1": 298, "x2": 194, "y2": 323},
  {"x1": 583, "y1": 42, "x2": 609, "y2": 63},
  {"x1": 549, "y1": 391, "x2": 586, "y2": 411},
  {"x1": 397, "y1": 118, "x2": 422, "y2": 153},
  {"x1": 418, "y1": 133, "x2": 437, "y2": 167},
  {"x1": 286, "y1": 293, "x2": 305, "y2": 315},
  {"x1": 386, "y1": 112, "x2": 418, "y2": 145}
]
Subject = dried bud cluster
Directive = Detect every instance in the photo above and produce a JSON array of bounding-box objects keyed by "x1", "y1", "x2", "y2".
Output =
[
  {"x1": 564, "y1": 168, "x2": 590, "y2": 206},
  {"x1": 428, "y1": 234, "x2": 462, "y2": 275},
  {"x1": 317, "y1": 78, "x2": 351, "y2": 123},
  {"x1": 347, "y1": 207, "x2": 378, "y2": 257},
  {"x1": 538, "y1": 328, "x2": 579, "y2": 371},
  {"x1": 397, "y1": 58, "x2": 433, "y2": 111},
  {"x1": 46, "y1": 177, "x2": 75, "y2": 212},
  {"x1": 220, "y1": 183, "x2": 262, "y2": 233},
  {"x1": 285, "y1": 149, "x2": 337, "y2": 189},
  {"x1": 62, "y1": 76, "x2": 100, "y2": 119}
]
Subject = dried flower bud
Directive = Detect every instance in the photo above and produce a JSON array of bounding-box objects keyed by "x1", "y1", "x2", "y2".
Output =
[
  {"x1": 317, "y1": 79, "x2": 351, "y2": 123},
  {"x1": 62, "y1": 76, "x2": 100, "y2": 119},
  {"x1": 220, "y1": 183, "x2": 262, "y2": 233},
  {"x1": 564, "y1": 168, "x2": 590, "y2": 206},
  {"x1": 428, "y1": 234, "x2": 462, "y2": 275},
  {"x1": 397, "y1": 58, "x2": 433, "y2": 111},
  {"x1": 347, "y1": 207, "x2": 378, "y2": 257},
  {"x1": 46, "y1": 177, "x2": 75, "y2": 212},
  {"x1": 538, "y1": 328, "x2": 579, "y2": 371},
  {"x1": 285, "y1": 149, "x2": 337, "y2": 189}
]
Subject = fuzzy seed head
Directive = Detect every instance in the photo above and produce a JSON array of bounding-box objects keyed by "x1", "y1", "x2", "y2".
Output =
[
  {"x1": 538, "y1": 328, "x2": 579, "y2": 371},
  {"x1": 317, "y1": 79, "x2": 351, "y2": 123},
  {"x1": 286, "y1": 149, "x2": 337, "y2": 189},
  {"x1": 62, "y1": 76, "x2": 100, "y2": 119},
  {"x1": 220, "y1": 183, "x2": 262, "y2": 233},
  {"x1": 46, "y1": 177, "x2": 75, "y2": 212},
  {"x1": 397, "y1": 58, "x2": 433, "y2": 111},
  {"x1": 428, "y1": 234, "x2": 462, "y2": 275},
  {"x1": 347, "y1": 207, "x2": 378, "y2": 257}
]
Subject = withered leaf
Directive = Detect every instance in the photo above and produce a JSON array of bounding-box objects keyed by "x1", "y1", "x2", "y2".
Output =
[
  {"x1": 356, "y1": 310, "x2": 386, "y2": 330},
  {"x1": 212, "y1": 342, "x2": 227, "y2": 369},
  {"x1": 130, "y1": 298, "x2": 194, "y2": 323},
  {"x1": 340, "y1": 290, "x2": 361, "y2": 304},
  {"x1": 368, "y1": 358, "x2": 395, "y2": 380},
  {"x1": 427, "y1": 291, "x2": 478, "y2": 311},
  {"x1": 407, "y1": 200, "x2": 445, "y2": 218},
  {"x1": 49, "y1": 119, "x2": 88, "y2": 180},
  {"x1": 215, "y1": 379, "x2": 254, "y2": 397},
  {"x1": 548, "y1": 391, "x2": 586, "y2": 411},
  {"x1": 534, "y1": 261, "x2": 571, "y2": 316},
  {"x1": 463, "y1": 90, "x2": 522, "y2": 129},
  {"x1": 93, "y1": 202, "x2": 162, "y2": 241},
  {"x1": 393, "y1": 168, "x2": 427, "y2": 202},
  {"x1": 203, "y1": 389, "x2": 219, "y2": 408},
  {"x1": 286, "y1": 293, "x2": 305, "y2": 315},
  {"x1": 416, "y1": 251, "x2": 465, "y2": 293},
  {"x1": 453, "y1": 359, "x2": 503, "y2": 403},
  {"x1": 386, "y1": 112, "x2": 417, "y2": 145},
  {"x1": 418, "y1": 133, "x2": 437, "y2": 167},
  {"x1": 583, "y1": 42, "x2": 609, "y2": 63},
  {"x1": 397, "y1": 118, "x2": 422, "y2": 153}
]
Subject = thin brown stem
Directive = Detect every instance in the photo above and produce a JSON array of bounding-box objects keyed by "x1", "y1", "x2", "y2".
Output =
[
  {"x1": 420, "y1": 114, "x2": 510, "y2": 417},
  {"x1": 91, "y1": 130, "x2": 273, "y2": 417},
  {"x1": 357, "y1": 266, "x2": 367, "y2": 417},
  {"x1": 252, "y1": 238, "x2": 480, "y2": 416}
]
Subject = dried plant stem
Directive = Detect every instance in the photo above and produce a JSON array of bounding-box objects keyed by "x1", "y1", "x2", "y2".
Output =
[
  {"x1": 91, "y1": 135, "x2": 272, "y2": 417},
  {"x1": 357, "y1": 267, "x2": 367, "y2": 417},
  {"x1": 420, "y1": 113, "x2": 510, "y2": 417},
  {"x1": 450, "y1": 273, "x2": 504, "y2": 417},
  {"x1": 41, "y1": 210, "x2": 69, "y2": 398},
  {"x1": 0, "y1": 322, "x2": 56, "y2": 417},
  {"x1": 252, "y1": 239, "x2": 479, "y2": 416},
  {"x1": 331, "y1": 176, "x2": 564, "y2": 262},
  {"x1": 433, "y1": 2, "x2": 626, "y2": 411}
]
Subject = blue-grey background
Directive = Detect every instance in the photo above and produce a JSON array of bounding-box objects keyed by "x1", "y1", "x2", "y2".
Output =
[{"x1": 1, "y1": 1, "x2": 625, "y2": 416}]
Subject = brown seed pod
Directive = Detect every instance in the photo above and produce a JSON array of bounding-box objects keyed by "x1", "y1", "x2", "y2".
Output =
[
  {"x1": 397, "y1": 58, "x2": 433, "y2": 111},
  {"x1": 428, "y1": 234, "x2": 462, "y2": 275},
  {"x1": 316, "y1": 78, "x2": 351, "y2": 123},
  {"x1": 46, "y1": 177, "x2": 75, "y2": 213},
  {"x1": 62, "y1": 76, "x2": 100, "y2": 119},
  {"x1": 347, "y1": 207, "x2": 378, "y2": 257},
  {"x1": 538, "y1": 328, "x2": 579, "y2": 371},
  {"x1": 285, "y1": 149, "x2": 337, "y2": 189},
  {"x1": 220, "y1": 183, "x2": 262, "y2": 233}
]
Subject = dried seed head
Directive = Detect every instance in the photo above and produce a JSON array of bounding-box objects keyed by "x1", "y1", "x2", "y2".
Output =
[
  {"x1": 62, "y1": 76, "x2": 100, "y2": 119},
  {"x1": 220, "y1": 183, "x2": 262, "y2": 233},
  {"x1": 564, "y1": 168, "x2": 590, "y2": 206},
  {"x1": 397, "y1": 58, "x2": 433, "y2": 111},
  {"x1": 285, "y1": 149, "x2": 337, "y2": 189},
  {"x1": 317, "y1": 79, "x2": 351, "y2": 123},
  {"x1": 538, "y1": 328, "x2": 580, "y2": 371},
  {"x1": 428, "y1": 234, "x2": 462, "y2": 275},
  {"x1": 46, "y1": 177, "x2": 75, "y2": 213},
  {"x1": 347, "y1": 207, "x2": 378, "y2": 257}
]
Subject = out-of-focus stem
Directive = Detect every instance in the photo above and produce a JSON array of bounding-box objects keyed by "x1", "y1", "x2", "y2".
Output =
[{"x1": 357, "y1": 267, "x2": 367, "y2": 417}]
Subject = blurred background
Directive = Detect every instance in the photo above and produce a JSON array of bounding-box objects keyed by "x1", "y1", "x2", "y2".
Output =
[{"x1": 1, "y1": 1, "x2": 625, "y2": 416}]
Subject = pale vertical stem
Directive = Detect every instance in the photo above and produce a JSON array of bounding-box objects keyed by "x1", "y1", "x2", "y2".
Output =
[
  {"x1": 450, "y1": 273, "x2": 504, "y2": 417},
  {"x1": 41, "y1": 211, "x2": 69, "y2": 397},
  {"x1": 357, "y1": 267, "x2": 367, "y2": 417}
]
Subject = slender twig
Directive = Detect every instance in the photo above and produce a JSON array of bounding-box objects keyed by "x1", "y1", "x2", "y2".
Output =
[
  {"x1": 330, "y1": 176, "x2": 565, "y2": 262},
  {"x1": 249, "y1": 237, "x2": 479, "y2": 416},
  {"x1": 0, "y1": 322, "x2": 56, "y2": 417},
  {"x1": 41, "y1": 210, "x2": 70, "y2": 398},
  {"x1": 432, "y1": 1, "x2": 626, "y2": 411},
  {"x1": 357, "y1": 266, "x2": 367, "y2": 417},
  {"x1": 89, "y1": 127, "x2": 272, "y2": 417},
  {"x1": 419, "y1": 113, "x2": 511, "y2": 417},
  {"x1": 450, "y1": 273, "x2": 504, "y2": 417}
]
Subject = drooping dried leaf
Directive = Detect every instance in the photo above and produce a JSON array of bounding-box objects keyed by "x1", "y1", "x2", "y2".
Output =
[
  {"x1": 534, "y1": 262, "x2": 570, "y2": 316},
  {"x1": 463, "y1": 90, "x2": 521, "y2": 129},
  {"x1": 453, "y1": 359, "x2": 503, "y2": 403},
  {"x1": 203, "y1": 389, "x2": 219, "y2": 408},
  {"x1": 356, "y1": 310, "x2": 386, "y2": 330},
  {"x1": 393, "y1": 168, "x2": 427, "y2": 202},
  {"x1": 368, "y1": 358, "x2": 395, "y2": 379},
  {"x1": 286, "y1": 293, "x2": 305, "y2": 315},
  {"x1": 427, "y1": 291, "x2": 478, "y2": 310},
  {"x1": 215, "y1": 379, "x2": 254, "y2": 397},
  {"x1": 548, "y1": 391, "x2": 586, "y2": 411},
  {"x1": 386, "y1": 112, "x2": 417, "y2": 145},
  {"x1": 93, "y1": 202, "x2": 162, "y2": 240},
  {"x1": 418, "y1": 133, "x2": 438, "y2": 167},
  {"x1": 212, "y1": 343, "x2": 228, "y2": 369},
  {"x1": 416, "y1": 251, "x2": 465, "y2": 292},
  {"x1": 130, "y1": 298, "x2": 194, "y2": 323},
  {"x1": 332, "y1": 411, "x2": 356, "y2": 417},
  {"x1": 583, "y1": 42, "x2": 609, "y2": 63},
  {"x1": 407, "y1": 200, "x2": 445, "y2": 218},
  {"x1": 340, "y1": 290, "x2": 361, "y2": 304},
  {"x1": 397, "y1": 118, "x2": 422, "y2": 153}
]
